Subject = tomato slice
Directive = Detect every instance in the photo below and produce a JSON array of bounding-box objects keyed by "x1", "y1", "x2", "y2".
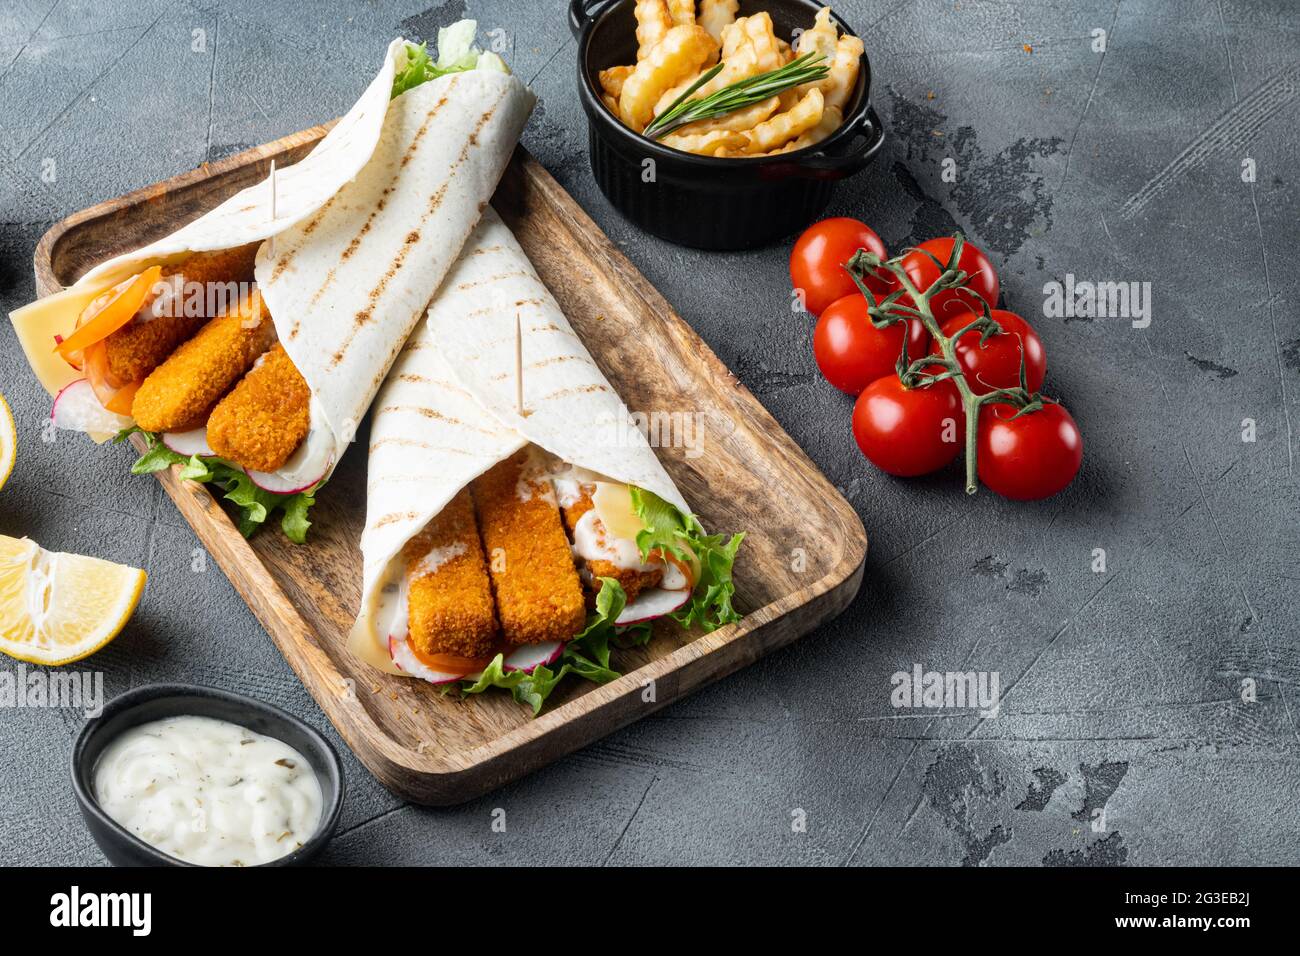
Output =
[
  {"x1": 55, "y1": 265, "x2": 162, "y2": 360},
  {"x1": 407, "y1": 642, "x2": 496, "y2": 674}
]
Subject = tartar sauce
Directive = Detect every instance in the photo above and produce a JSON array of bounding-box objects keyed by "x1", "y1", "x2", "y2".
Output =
[{"x1": 93, "y1": 715, "x2": 324, "y2": 867}]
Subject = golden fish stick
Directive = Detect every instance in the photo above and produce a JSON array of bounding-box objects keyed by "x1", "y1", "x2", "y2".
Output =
[
  {"x1": 699, "y1": 0, "x2": 739, "y2": 42},
  {"x1": 104, "y1": 243, "x2": 260, "y2": 385},
  {"x1": 205, "y1": 343, "x2": 311, "y2": 473},
  {"x1": 620, "y1": 24, "x2": 717, "y2": 131},
  {"x1": 634, "y1": 0, "x2": 673, "y2": 60},
  {"x1": 404, "y1": 489, "x2": 499, "y2": 660},
  {"x1": 559, "y1": 484, "x2": 662, "y2": 604},
  {"x1": 130, "y1": 288, "x2": 276, "y2": 433},
  {"x1": 472, "y1": 452, "x2": 585, "y2": 646}
]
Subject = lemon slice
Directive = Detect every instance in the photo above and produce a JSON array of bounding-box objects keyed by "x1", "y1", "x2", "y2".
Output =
[
  {"x1": 0, "y1": 392, "x2": 14, "y2": 492},
  {"x1": 0, "y1": 535, "x2": 146, "y2": 665}
]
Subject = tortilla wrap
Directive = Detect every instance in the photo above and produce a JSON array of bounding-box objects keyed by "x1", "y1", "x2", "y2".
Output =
[
  {"x1": 10, "y1": 34, "x2": 535, "y2": 479},
  {"x1": 349, "y1": 208, "x2": 686, "y2": 673}
]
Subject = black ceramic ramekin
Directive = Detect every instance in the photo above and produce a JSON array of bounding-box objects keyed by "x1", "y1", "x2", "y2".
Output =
[
  {"x1": 571, "y1": 0, "x2": 885, "y2": 250},
  {"x1": 71, "y1": 683, "x2": 345, "y2": 866}
]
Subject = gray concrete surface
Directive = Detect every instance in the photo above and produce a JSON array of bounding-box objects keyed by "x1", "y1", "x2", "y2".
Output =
[{"x1": 1, "y1": 0, "x2": 1297, "y2": 866}]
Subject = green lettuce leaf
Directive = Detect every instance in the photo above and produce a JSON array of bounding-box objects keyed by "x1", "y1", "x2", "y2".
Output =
[
  {"x1": 458, "y1": 577, "x2": 629, "y2": 715},
  {"x1": 390, "y1": 20, "x2": 508, "y2": 99},
  {"x1": 115, "y1": 428, "x2": 320, "y2": 543},
  {"x1": 629, "y1": 487, "x2": 745, "y2": 632}
]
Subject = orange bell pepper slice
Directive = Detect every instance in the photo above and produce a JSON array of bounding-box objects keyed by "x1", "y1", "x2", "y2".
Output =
[
  {"x1": 55, "y1": 265, "x2": 162, "y2": 360},
  {"x1": 103, "y1": 380, "x2": 142, "y2": 416},
  {"x1": 82, "y1": 340, "x2": 142, "y2": 415}
]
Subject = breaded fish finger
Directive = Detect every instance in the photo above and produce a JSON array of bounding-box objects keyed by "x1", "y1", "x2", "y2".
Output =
[
  {"x1": 205, "y1": 343, "x2": 311, "y2": 473},
  {"x1": 404, "y1": 489, "x2": 499, "y2": 660},
  {"x1": 472, "y1": 451, "x2": 585, "y2": 645},
  {"x1": 130, "y1": 288, "x2": 276, "y2": 433},
  {"x1": 104, "y1": 243, "x2": 260, "y2": 384}
]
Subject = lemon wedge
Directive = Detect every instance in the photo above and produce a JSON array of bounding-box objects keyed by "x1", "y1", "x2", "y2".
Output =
[
  {"x1": 0, "y1": 535, "x2": 145, "y2": 666},
  {"x1": 0, "y1": 392, "x2": 14, "y2": 492}
]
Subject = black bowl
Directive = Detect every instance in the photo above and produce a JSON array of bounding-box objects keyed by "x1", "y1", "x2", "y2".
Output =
[
  {"x1": 71, "y1": 683, "x2": 345, "y2": 867},
  {"x1": 571, "y1": 0, "x2": 885, "y2": 250}
]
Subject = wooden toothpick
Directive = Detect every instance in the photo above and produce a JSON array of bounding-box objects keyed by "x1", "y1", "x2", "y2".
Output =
[
  {"x1": 515, "y1": 310, "x2": 525, "y2": 417},
  {"x1": 267, "y1": 159, "x2": 278, "y2": 257}
]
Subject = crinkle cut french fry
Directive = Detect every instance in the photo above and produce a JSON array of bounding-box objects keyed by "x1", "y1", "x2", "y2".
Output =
[
  {"x1": 740, "y1": 12, "x2": 785, "y2": 71},
  {"x1": 740, "y1": 87, "x2": 824, "y2": 153},
  {"x1": 599, "y1": 64, "x2": 634, "y2": 99},
  {"x1": 823, "y1": 33, "x2": 864, "y2": 111},
  {"x1": 720, "y1": 15, "x2": 748, "y2": 58},
  {"x1": 654, "y1": 17, "x2": 774, "y2": 115},
  {"x1": 765, "y1": 104, "x2": 842, "y2": 154},
  {"x1": 673, "y1": 94, "x2": 780, "y2": 135},
  {"x1": 699, "y1": 0, "x2": 739, "y2": 41},
  {"x1": 635, "y1": 0, "x2": 674, "y2": 60},
  {"x1": 620, "y1": 24, "x2": 718, "y2": 131},
  {"x1": 666, "y1": 0, "x2": 695, "y2": 26},
  {"x1": 795, "y1": 5, "x2": 838, "y2": 61},
  {"x1": 661, "y1": 128, "x2": 748, "y2": 156}
]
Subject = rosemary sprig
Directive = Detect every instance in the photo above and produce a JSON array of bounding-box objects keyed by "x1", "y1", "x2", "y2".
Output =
[{"x1": 643, "y1": 53, "x2": 829, "y2": 139}]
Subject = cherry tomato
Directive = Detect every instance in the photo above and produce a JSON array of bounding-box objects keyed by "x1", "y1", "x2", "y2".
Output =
[
  {"x1": 936, "y1": 309, "x2": 1046, "y2": 395},
  {"x1": 977, "y1": 403, "x2": 1083, "y2": 500},
  {"x1": 814, "y1": 294, "x2": 930, "y2": 396},
  {"x1": 852, "y1": 375, "x2": 963, "y2": 476},
  {"x1": 790, "y1": 217, "x2": 891, "y2": 316},
  {"x1": 900, "y1": 237, "x2": 999, "y2": 323}
]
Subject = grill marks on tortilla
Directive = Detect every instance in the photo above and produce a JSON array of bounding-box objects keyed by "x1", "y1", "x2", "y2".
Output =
[
  {"x1": 540, "y1": 383, "x2": 611, "y2": 402},
  {"x1": 326, "y1": 85, "x2": 507, "y2": 371},
  {"x1": 370, "y1": 437, "x2": 476, "y2": 455},
  {"x1": 377, "y1": 404, "x2": 506, "y2": 437},
  {"x1": 268, "y1": 193, "x2": 339, "y2": 284},
  {"x1": 489, "y1": 354, "x2": 595, "y2": 382},
  {"x1": 374, "y1": 510, "x2": 422, "y2": 529}
]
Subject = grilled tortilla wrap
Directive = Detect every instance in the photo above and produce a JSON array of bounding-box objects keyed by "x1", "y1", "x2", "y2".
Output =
[
  {"x1": 350, "y1": 208, "x2": 692, "y2": 675},
  {"x1": 9, "y1": 24, "x2": 535, "y2": 538}
]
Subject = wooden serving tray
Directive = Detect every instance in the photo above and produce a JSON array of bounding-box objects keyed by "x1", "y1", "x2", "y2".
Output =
[{"x1": 33, "y1": 130, "x2": 867, "y2": 804}]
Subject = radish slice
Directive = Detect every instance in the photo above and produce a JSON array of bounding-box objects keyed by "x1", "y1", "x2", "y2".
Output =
[
  {"x1": 389, "y1": 636, "x2": 468, "y2": 685},
  {"x1": 162, "y1": 427, "x2": 214, "y2": 457},
  {"x1": 51, "y1": 379, "x2": 132, "y2": 435},
  {"x1": 503, "y1": 640, "x2": 563, "y2": 674},
  {"x1": 247, "y1": 424, "x2": 332, "y2": 494},
  {"x1": 616, "y1": 586, "x2": 691, "y2": 626}
]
